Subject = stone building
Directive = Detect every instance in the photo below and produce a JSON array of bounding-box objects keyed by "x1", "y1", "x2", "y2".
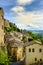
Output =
[
  {"x1": 24, "y1": 41, "x2": 43, "y2": 65},
  {"x1": 5, "y1": 32, "x2": 24, "y2": 61},
  {"x1": 0, "y1": 7, "x2": 10, "y2": 46},
  {"x1": 0, "y1": 8, "x2": 4, "y2": 46},
  {"x1": 8, "y1": 41, "x2": 24, "y2": 61}
]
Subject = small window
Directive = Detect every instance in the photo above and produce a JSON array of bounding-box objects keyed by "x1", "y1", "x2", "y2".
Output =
[
  {"x1": 32, "y1": 48, "x2": 34, "y2": 52},
  {"x1": 35, "y1": 58, "x2": 37, "y2": 61},
  {"x1": 2, "y1": 25, "x2": 4, "y2": 29},
  {"x1": 39, "y1": 49, "x2": 42, "y2": 52},
  {"x1": 40, "y1": 59, "x2": 42, "y2": 61},
  {"x1": 29, "y1": 48, "x2": 31, "y2": 52}
]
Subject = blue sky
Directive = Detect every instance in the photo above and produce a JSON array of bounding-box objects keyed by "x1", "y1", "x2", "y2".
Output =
[{"x1": 0, "y1": 0, "x2": 43, "y2": 30}]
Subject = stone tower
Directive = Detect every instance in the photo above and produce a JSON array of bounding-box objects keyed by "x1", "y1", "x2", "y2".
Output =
[{"x1": 0, "y1": 7, "x2": 4, "y2": 46}]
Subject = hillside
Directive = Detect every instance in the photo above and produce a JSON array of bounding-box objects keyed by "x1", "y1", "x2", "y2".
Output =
[
  {"x1": 4, "y1": 21, "x2": 20, "y2": 33},
  {"x1": 0, "y1": 7, "x2": 43, "y2": 44}
]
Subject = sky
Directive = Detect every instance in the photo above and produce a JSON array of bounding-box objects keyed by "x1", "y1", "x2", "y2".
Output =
[{"x1": 0, "y1": 0, "x2": 43, "y2": 30}]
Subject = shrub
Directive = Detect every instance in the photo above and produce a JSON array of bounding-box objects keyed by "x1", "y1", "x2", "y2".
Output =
[{"x1": 0, "y1": 48, "x2": 10, "y2": 65}]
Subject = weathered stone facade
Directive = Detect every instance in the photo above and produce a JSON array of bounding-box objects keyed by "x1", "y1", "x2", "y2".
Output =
[
  {"x1": 25, "y1": 41, "x2": 43, "y2": 65},
  {"x1": 0, "y1": 7, "x2": 10, "y2": 46},
  {"x1": 5, "y1": 31, "x2": 24, "y2": 62},
  {"x1": 0, "y1": 8, "x2": 4, "y2": 46}
]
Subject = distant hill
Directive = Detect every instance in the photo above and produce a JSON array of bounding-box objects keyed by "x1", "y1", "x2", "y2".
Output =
[{"x1": 28, "y1": 30, "x2": 43, "y2": 33}]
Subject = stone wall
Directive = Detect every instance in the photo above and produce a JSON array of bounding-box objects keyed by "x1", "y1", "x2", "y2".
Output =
[
  {"x1": 0, "y1": 8, "x2": 4, "y2": 17},
  {"x1": 0, "y1": 8, "x2": 4, "y2": 46}
]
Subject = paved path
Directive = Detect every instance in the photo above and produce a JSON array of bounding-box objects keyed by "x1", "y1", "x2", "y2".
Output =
[{"x1": 10, "y1": 60, "x2": 24, "y2": 65}]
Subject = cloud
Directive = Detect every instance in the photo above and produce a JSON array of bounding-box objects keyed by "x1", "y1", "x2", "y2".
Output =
[
  {"x1": 11, "y1": 6, "x2": 25, "y2": 16},
  {"x1": 10, "y1": 0, "x2": 43, "y2": 30},
  {"x1": 16, "y1": 23, "x2": 27, "y2": 29},
  {"x1": 17, "y1": 0, "x2": 34, "y2": 5},
  {"x1": 14, "y1": 11, "x2": 43, "y2": 24},
  {"x1": 11, "y1": 6, "x2": 43, "y2": 29},
  {"x1": 27, "y1": 23, "x2": 39, "y2": 28},
  {"x1": 16, "y1": 23, "x2": 43, "y2": 30},
  {"x1": 11, "y1": 6, "x2": 24, "y2": 13}
]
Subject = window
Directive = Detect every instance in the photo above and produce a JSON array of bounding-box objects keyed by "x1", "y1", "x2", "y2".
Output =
[
  {"x1": 29, "y1": 48, "x2": 31, "y2": 52},
  {"x1": 40, "y1": 59, "x2": 42, "y2": 61},
  {"x1": 35, "y1": 58, "x2": 37, "y2": 61},
  {"x1": 32, "y1": 48, "x2": 34, "y2": 52},
  {"x1": 39, "y1": 49, "x2": 42, "y2": 52},
  {"x1": 2, "y1": 25, "x2": 4, "y2": 30}
]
